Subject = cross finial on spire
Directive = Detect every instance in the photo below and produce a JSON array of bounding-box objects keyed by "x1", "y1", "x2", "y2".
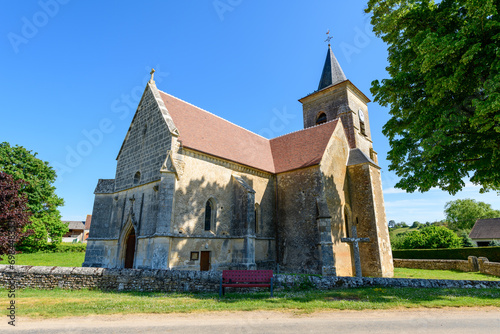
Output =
[
  {"x1": 325, "y1": 30, "x2": 333, "y2": 46},
  {"x1": 149, "y1": 68, "x2": 155, "y2": 83}
]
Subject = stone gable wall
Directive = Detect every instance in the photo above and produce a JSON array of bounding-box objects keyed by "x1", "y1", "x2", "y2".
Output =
[
  {"x1": 2, "y1": 265, "x2": 499, "y2": 292},
  {"x1": 114, "y1": 85, "x2": 172, "y2": 192}
]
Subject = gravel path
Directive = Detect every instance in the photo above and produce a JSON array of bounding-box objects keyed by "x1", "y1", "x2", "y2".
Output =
[{"x1": 3, "y1": 308, "x2": 500, "y2": 334}]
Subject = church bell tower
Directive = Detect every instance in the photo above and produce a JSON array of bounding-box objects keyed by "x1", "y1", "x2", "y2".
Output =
[{"x1": 299, "y1": 43, "x2": 375, "y2": 161}]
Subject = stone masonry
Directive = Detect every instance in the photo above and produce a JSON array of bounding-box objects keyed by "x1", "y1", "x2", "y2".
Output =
[
  {"x1": 1, "y1": 265, "x2": 499, "y2": 293},
  {"x1": 83, "y1": 46, "x2": 394, "y2": 277}
]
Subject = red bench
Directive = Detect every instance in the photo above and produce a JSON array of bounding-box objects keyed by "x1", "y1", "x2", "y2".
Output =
[{"x1": 219, "y1": 270, "x2": 274, "y2": 297}]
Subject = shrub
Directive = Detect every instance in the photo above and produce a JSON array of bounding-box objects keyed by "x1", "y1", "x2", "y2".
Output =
[
  {"x1": 456, "y1": 230, "x2": 474, "y2": 248},
  {"x1": 390, "y1": 234, "x2": 406, "y2": 250},
  {"x1": 399, "y1": 225, "x2": 462, "y2": 249},
  {"x1": 40, "y1": 242, "x2": 87, "y2": 253}
]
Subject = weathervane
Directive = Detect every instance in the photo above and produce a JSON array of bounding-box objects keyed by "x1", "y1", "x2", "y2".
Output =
[{"x1": 325, "y1": 30, "x2": 333, "y2": 46}]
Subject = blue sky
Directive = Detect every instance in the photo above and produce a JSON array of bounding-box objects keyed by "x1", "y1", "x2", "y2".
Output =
[{"x1": 1, "y1": 0, "x2": 498, "y2": 223}]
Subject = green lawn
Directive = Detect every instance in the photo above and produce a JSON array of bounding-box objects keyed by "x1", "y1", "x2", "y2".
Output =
[
  {"x1": 389, "y1": 226, "x2": 417, "y2": 239},
  {"x1": 2, "y1": 252, "x2": 499, "y2": 318},
  {"x1": 1, "y1": 287, "x2": 499, "y2": 318},
  {"x1": 0, "y1": 252, "x2": 85, "y2": 267},
  {"x1": 394, "y1": 267, "x2": 500, "y2": 281}
]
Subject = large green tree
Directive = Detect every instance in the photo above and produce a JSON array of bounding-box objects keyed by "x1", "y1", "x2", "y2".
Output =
[
  {"x1": 444, "y1": 198, "x2": 500, "y2": 230},
  {"x1": 366, "y1": 0, "x2": 500, "y2": 194},
  {"x1": 0, "y1": 142, "x2": 67, "y2": 252}
]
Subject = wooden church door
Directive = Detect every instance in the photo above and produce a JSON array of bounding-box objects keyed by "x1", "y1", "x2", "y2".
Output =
[
  {"x1": 124, "y1": 229, "x2": 136, "y2": 269},
  {"x1": 200, "y1": 251, "x2": 210, "y2": 271}
]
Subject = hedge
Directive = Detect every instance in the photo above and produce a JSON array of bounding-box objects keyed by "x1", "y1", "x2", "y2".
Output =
[
  {"x1": 42, "y1": 243, "x2": 87, "y2": 253},
  {"x1": 393, "y1": 247, "x2": 500, "y2": 262}
]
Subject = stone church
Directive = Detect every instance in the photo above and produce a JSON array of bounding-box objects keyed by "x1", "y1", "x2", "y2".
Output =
[{"x1": 83, "y1": 45, "x2": 394, "y2": 277}]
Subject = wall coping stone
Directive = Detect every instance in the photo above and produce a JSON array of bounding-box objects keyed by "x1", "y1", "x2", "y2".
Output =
[{"x1": 1, "y1": 265, "x2": 499, "y2": 291}]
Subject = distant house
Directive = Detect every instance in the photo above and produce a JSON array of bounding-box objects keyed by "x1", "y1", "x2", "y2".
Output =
[
  {"x1": 84, "y1": 215, "x2": 92, "y2": 243},
  {"x1": 469, "y1": 218, "x2": 500, "y2": 247},
  {"x1": 62, "y1": 220, "x2": 85, "y2": 243}
]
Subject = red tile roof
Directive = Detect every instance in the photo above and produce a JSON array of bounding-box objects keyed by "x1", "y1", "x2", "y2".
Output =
[
  {"x1": 160, "y1": 91, "x2": 275, "y2": 172},
  {"x1": 469, "y1": 218, "x2": 500, "y2": 239},
  {"x1": 159, "y1": 91, "x2": 339, "y2": 174},
  {"x1": 270, "y1": 120, "x2": 339, "y2": 173},
  {"x1": 84, "y1": 215, "x2": 92, "y2": 230}
]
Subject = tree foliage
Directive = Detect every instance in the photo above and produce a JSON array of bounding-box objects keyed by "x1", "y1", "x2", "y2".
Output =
[
  {"x1": 0, "y1": 172, "x2": 33, "y2": 260},
  {"x1": 0, "y1": 142, "x2": 66, "y2": 252},
  {"x1": 444, "y1": 198, "x2": 500, "y2": 230},
  {"x1": 366, "y1": 0, "x2": 500, "y2": 194},
  {"x1": 456, "y1": 229, "x2": 475, "y2": 247},
  {"x1": 398, "y1": 225, "x2": 462, "y2": 249}
]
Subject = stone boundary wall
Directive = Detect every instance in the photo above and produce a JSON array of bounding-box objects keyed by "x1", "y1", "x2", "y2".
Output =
[
  {"x1": 1, "y1": 265, "x2": 500, "y2": 292},
  {"x1": 394, "y1": 258, "x2": 474, "y2": 272},
  {"x1": 394, "y1": 256, "x2": 500, "y2": 277}
]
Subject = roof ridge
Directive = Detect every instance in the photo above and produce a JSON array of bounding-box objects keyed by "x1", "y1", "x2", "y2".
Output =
[
  {"x1": 270, "y1": 118, "x2": 339, "y2": 141},
  {"x1": 159, "y1": 90, "x2": 270, "y2": 141}
]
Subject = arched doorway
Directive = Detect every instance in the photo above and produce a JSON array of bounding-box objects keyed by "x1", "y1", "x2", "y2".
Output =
[{"x1": 124, "y1": 228, "x2": 136, "y2": 269}]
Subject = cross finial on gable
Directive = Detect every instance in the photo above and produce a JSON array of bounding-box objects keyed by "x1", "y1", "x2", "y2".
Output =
[
  {"x1": 325, "y1": 30, "x2": 333, "y2": 46},
  {"x1": 149, "y1": 68, "x2": 155, "y2": 83}
]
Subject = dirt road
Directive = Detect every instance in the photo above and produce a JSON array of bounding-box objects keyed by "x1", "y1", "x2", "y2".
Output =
[{"x1": 3, "y1": 308, "x2": 500, "y2": 334}]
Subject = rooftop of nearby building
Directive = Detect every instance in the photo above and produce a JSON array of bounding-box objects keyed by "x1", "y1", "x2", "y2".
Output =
[
  {"x1": 84, "y1": 214, "x2": 92, "y2": 230},
  {"x1": 63, "y1": 221, "x2": 85, "y2": 231},
  {"x1": 469, "y1": 218, "x2": 500, "y2": 239}
]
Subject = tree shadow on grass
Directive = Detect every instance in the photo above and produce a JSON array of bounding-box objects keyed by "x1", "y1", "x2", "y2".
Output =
[
  {"x1": 101, "y1": 286, "x2": 500, "y2": 309},
  {"x1": 203, "y1": 287, "x2": 500, "y2": 307}
]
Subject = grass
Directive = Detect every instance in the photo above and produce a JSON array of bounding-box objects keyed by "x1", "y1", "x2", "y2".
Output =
[
  {"x1": 2, "y1": 252, "x2": 499, "y2": 318},
  {"x1": 389, "y1": 226, "x2": 416, "y2": 239},
  {"x1": 0, "y1": 252, "x2": 85, "y2": 267},
  {"x1": 393, "y1": 268, "x2": 500, "y2": 281},
  {"x1": 1, "y1": 287, "x2": 500, "y2": 318}
]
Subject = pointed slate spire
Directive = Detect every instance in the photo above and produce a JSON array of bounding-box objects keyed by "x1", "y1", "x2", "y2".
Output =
[{"x1": 317, "y1": 45, "x2": 346, "y2": 91}]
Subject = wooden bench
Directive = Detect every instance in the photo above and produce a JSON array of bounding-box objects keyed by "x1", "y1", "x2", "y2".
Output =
[{"x1": 219, "y1": 270, "x2": 274, "y2": 297}]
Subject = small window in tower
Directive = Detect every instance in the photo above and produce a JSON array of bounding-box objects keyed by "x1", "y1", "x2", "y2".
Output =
[
  {"x1": 358, "y1": 109, "x2": 366, "y2": 136},
  {"x1": 133, "y1": 171, "x2": 141, "y2": 185},
  {"x1": 360, "y1": 121, "x2": 366, "y2": 136},
  {"x1": 316, "y1": 112, "x2": 327, "y2": 125}
]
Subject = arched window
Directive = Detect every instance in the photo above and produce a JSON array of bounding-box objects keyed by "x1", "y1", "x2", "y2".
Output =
[
  {"x1": 344, "y1": 206, "x2": 351, "y2": 238},
  {"x1": 316, "y1": 112, "x2": 327, "y2": 125},
  {"x1": 204, "y1": 199, "x2": 215, "y2": 231},
  {"x1": 133, "y1": 171, "x2": 141, "y2": 185},
  {"x1": 254, "y1": 203, "x2": 261, "y2": 234},
  {"x1": 344, "y1": 213, "x2": 350, "y2": 238}
]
